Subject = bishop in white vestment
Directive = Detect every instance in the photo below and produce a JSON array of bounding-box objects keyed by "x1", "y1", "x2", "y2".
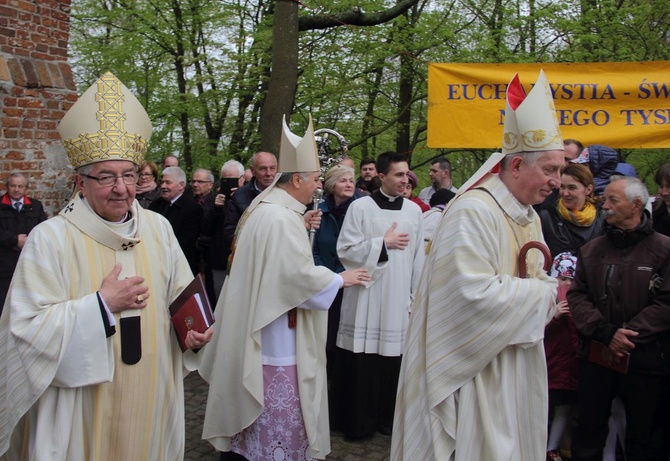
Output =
[
  {"x1": 392, "y1": 70, "x2": 564, "y2": 461},
  {"x1": 0, "y1": 72, "x2": 211, "y2": 461},
  {"x1": 199, "y1": 117, "x2": 369, "y2": 460}
]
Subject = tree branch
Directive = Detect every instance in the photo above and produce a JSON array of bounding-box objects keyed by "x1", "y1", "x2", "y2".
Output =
[{"x1": 298, "y1": 0, "x2": 421, "y2": 31}]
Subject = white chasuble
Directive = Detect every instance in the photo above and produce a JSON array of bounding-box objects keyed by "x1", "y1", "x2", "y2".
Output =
[
  {"x1": 199, "y1": 187, "x2": 337, "y2": 460},
  {"x1": 0, "y1": 194, "x2": 195, "y2": 461},
  {"x1": 392, "y1": 174, "x2": 557, "y2": 461}
]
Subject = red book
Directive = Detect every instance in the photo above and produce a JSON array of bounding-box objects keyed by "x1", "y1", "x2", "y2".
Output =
[
  {"x1": 169, "y1": 273, "x2": 215, "y2": 352},
  {"x1": 588, "y1": 340, "x2": 629, "y2": 374}
]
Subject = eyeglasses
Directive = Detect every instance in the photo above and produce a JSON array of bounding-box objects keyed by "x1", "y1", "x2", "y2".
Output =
[
  {"x1": 191, "y1": 180, "x2": 213, "y2": 184},
  {"x1": 81, "y1": 172, "x2": 138, "y2": 187},
  {"x1": 138, "y1": 172, "x2": 154, "y2": 178}
]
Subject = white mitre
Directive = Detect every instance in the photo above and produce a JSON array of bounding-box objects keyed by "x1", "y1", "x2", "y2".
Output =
[
  {"x1": 279, "y1": 115, "x2": 320, "y2": 173},
  {"x1": 502, "y1": 69, "x2": 563, "y2": 154}
]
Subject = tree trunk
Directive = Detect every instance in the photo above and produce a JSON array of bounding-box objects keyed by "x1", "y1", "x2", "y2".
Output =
[{"x1": 259, "y1": 0, "x2": 299, "y2": 156}]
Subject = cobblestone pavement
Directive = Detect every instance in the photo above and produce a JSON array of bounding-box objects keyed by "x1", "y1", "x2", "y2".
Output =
[{"x1": 184, "y1": 372, "x2": 391, "y2": 461}]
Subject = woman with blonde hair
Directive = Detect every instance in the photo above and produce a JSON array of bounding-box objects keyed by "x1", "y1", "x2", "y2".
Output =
[{"x1": 312, "y1": 164, "x2": 361, "y2": 430}]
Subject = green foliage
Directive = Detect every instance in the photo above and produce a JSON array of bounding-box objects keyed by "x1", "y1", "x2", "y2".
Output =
[{"x1": 69, "y1": 0, "x2": 670, "y2": 188}]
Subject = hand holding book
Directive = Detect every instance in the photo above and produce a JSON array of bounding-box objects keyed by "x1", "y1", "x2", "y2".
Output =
[{"x1": 169, "y1": 274, "x2": 215, "y2": 351}]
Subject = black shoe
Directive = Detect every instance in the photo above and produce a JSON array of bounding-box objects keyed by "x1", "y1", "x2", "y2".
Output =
[{"x1": 377, "y1": 423, "x2": 392, "y2": 436}]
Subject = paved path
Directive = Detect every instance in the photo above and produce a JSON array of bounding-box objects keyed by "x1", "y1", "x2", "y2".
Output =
[{"x1": 184, "y1": 373, "x2": 391, "y2": 461}]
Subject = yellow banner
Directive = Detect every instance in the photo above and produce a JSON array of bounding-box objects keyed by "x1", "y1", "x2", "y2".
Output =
[{"x1": 428, "y1": 61, "x2": 670, "y2": 149}]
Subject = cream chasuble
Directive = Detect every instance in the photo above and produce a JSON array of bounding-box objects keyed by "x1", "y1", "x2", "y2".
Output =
[
  {"x1": 199, "y1": 187, "x2": 336, "y2": 459},
  {"x1": 0, "y1": 194, "x2": 195, "y2": 461},
  {"x1": 392, "y1": 174, "x2": 557, "y2": 461}
]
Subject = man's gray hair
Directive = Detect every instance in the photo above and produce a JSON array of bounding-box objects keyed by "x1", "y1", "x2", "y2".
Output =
[
  {"x1": 275, "y1": 172, "x2": 314, "y2": 187},
  {"x1": 221, "y1": 160, "x2": 244, "y2": 177},
  {"x1": 193, "y1": 168, "x2": 214, "y2": 182},
  {"x1": 609, "y1": 175, "x2": 649, "y2": 204},
  {"x1": 500, "y1": 151, "x2": 546, "y2": 170},
  {"x1": 6, "y1": 172, "x2": 27, "y2": 187},
  {"x1": 251, "y1": 151, "x2": 277, "y2": 169},
  {"x1": 162, "y1": 166, "x2": 187, "y2": 184}
]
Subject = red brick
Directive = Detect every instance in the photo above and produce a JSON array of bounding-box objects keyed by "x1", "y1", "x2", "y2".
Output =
[
  {"x1": 19, "y1": 129, "x2": 34, "y2": 139},
  {"x1": 5, "y1": 150, "x2": 25, "y2": 159},
  {"x1": 0, "y1": 27, "x2": 16, "y2": 39},
  {"x1": 3, "y1": 117, "x2": 21, "y2": 128},
  {"x1": 22, "y1": 119, "x2": 36, "y2": 129},
  {"x1": 4, "y1": 108, "x2": 24, "y2": 117},
  {"x1": 37, "y1": 120, "x2": 57, "y2": 130},
  {"x1": 16, "y1": 1, "x2": 37, "y2": 13},
  {"x1": 0, "y1": 55, "x2": 9, "y2": 81},
  {"x1": 0, "y1": 7, "x2": 17, "y2": 19},
  {"x1": 18, "y1": 99, "x2": 44, "y2": 109},
  {"x1": 34, "y1": 60, "x2": 53, "y2": 87},
  {"x1": 7, "y1": 58, "x2": 24, "y2": 85}
]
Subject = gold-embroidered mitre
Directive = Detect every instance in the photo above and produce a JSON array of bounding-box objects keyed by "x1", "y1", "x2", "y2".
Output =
[
  {"x1": 278, "y1": 115, "x2": 320, "y2": 173},
  {"x1": 502, "y1": 69, "x2": 563, "y2": 154},
  {"x1": 58, "y1": 72, "x2": 152, "y2": 168}
]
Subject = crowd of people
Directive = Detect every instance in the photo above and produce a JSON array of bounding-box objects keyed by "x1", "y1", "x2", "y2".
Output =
[{"x1": 1, "y1": 69, "x2": 670, "y2": 461}]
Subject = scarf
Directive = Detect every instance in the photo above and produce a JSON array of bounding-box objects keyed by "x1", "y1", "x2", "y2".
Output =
[
  {"x1": 557, "y1": 199, "x2": 597, "y2": 227},
  {"x1": 136, "y1": 180, "x2": 157, "y2": 195}
]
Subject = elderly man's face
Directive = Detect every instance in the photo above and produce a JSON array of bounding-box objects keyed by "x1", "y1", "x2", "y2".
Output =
[
  {"x1": 513, "y1": 150, "x2": 563, "y2": 205},
  {"x1": 296, "y1": 172, "x2": 323, "y2": 205},
  {"x1": 602, "y1": 180, "x2": 641, "y2": 230},
  {"x1": 7, "y1": 176, "x2": 27, "y2": 201},
  {"x1": 191, "y1": 171, "x2": 213, "y2": 197},
  {"x1": 252, "y1": 153, "x2": 277, "y2": 190},
  {"x1": 76, "y1": 160, "x2": 136, "y2": 222},
  {"x1": 160, "y1": 173, "x2": 185, "y2": 202}
]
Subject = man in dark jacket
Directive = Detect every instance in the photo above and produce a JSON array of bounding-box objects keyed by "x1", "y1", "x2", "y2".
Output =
[
  {"x1": 150, "y1": 166, "x2": 203, "y2": 275},
  {"x1": 0, "y1": 173, "x2": 47, "y2": 310},
  {"x1": 569, "y1": 175, "x2": 670, "y2": 461},
  {"x1": 221, "y1": 151, "x2": 277, "y2": 260}
]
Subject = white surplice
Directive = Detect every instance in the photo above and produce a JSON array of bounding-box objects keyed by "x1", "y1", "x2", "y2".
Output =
[{"x1": 336, "y1": 193, "x2": 424, "y2": 357}]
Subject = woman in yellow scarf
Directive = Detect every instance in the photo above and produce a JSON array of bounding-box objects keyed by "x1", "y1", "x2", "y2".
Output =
[{"x1": 540, "y1": 163, "x2": 606, "y2": 256}]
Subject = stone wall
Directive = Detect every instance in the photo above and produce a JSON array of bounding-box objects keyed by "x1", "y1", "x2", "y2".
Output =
[{"x1": 0, "y1": 0, "x2": 77, "y2": 216}]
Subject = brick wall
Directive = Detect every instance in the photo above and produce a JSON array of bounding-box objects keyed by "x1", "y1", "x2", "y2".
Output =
[{"x1": 0, "y1": 0, "x2": 77, "y2": 216}]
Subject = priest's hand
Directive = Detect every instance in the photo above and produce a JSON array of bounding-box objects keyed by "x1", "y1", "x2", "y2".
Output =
[
  {"x1": 340, "y1": 268, "x2": 370, "y2": 288},
  {"x1": 99, "y1": 263, "x2": 150, "y2": 313},
  {"x1": 185, "y1": 327, "x2": 213, "y2": 350},
  {"x1": 304, "y1": 209, "x2": 322, "y2": 231},
  {"x1": 384, "y1": 223, "x2": 409, "y2": 250}
]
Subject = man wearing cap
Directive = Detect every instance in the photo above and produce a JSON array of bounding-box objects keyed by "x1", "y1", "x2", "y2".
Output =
[
  {"x1": 199, "y1": 117, "x2": 370, "y2": 460},
  {"x1": 392, "y1": 70, "x2": 563, "y2": 461},
  {"x1": 0, "y1": 72, "x2": 211, "y2": 461}
]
